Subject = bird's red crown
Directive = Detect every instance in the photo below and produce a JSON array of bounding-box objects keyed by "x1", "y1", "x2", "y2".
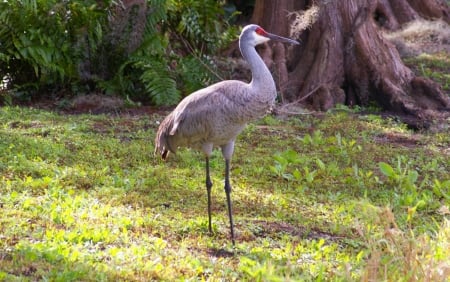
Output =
[{"x1": 255, "y1": 27, "x2": 267, "y2": 36}]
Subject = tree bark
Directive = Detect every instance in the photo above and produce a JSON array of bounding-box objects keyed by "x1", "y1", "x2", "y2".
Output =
[
  {"x1": 250, "y1": 0, "x2": 450, "y2": 124},
  {"x1": 375, "y1": 0, "x2": 450, "y2": 29},
  {"x1": 408, "y1": 0, "x2": 450, "y2": 24}
]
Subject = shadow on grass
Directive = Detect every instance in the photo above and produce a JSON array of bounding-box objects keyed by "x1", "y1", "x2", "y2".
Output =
[{"x1": 0, "y1": 247, "x2": 115, "y2": 281}]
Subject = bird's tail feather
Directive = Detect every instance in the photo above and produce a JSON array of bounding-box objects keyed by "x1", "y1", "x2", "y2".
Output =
[{"x1": 155, "y1": 114, "x2": 176, "y2": 160}]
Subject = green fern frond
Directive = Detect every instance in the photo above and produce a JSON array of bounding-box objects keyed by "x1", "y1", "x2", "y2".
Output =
[
  {"x1": 178, "y1": 55, "x2": 216, "y2": 94},
  {"x1": 146, "y1": 76, "x2": 180, "y2": 106},
  {"x1": 0, "y1": 0, "x2": 236, "y2": 105},
  {"x1": 147, "y1": 0, "x2": 168, "y2": 30},
  {"x1": 138, "y1": 59, "x2": 180, "y2": 106}
]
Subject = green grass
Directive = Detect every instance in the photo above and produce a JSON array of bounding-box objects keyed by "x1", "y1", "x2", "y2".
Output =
[
  {"x1": 404, "y1": 52, "x2": 450, "y2": 94},
  {"x1": 0, "y1": 106, "x2": 449, "y2": 281}
]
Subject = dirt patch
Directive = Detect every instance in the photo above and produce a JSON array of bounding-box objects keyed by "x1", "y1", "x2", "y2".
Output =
[
  {"x1": 68, "y1": 94, "x2": 125, "y2": 114},
  {"x1": 7, "y1": 120, "x2": 44, "y2": 129},
  {"x1": 14, "y1": 93, "x2": 174, "y2": 117},
  {"x1": 65, "y1": 94, "x2": 172, "y2": 116},
  {"x1": 207, "y1": 247, "x2": 235, "y2": 258},
  {"x1": 248, "y1": 220, "x2": 345, "y2": 242},
  {"x1": 373, "y1": 132, "x2": 422, "y2": 148},
  {"x1": 90, "y1": 119, "x2": 138, "y2": 134},
  {"x1": 373, "y1": 127, "x2": 450, "y2": 156},
  {"x1": 120, "y1": 105, "x2": 173, "y2": 116},
  {"x1": 89, "y1": 118, "x2": 156, "y2": 143}
]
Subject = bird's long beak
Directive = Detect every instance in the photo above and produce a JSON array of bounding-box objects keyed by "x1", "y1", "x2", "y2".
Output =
[{"x1": 266, "y1": 32, "x2": 300, "y2": 45}]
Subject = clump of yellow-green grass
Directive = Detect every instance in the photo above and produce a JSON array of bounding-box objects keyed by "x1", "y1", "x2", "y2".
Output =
[
  {"x1": 0, "y1": 106, "x2": 449, "y2": 281},
  {"x1": 384, "y1": 19, "x2": 450, "y2": 95}
]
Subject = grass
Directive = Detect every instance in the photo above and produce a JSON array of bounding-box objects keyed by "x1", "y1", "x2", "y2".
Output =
[
  {"x1": 404, "y1": 52, "x2": 450, "y2": 94},
  {"x1": 1, "y1": 34, "x2": 450, "y2": 280},
  {"x1": 0, "y1": 104, "x2": 449, "y2": 281},
  {"x1": 383, "y1": 18, "x2": 450, "y2": 96}
]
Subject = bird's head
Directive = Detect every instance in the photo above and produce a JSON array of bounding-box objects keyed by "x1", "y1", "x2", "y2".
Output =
[{"x1": 240, "y1": 24, "x2": 300, "y2": 47}]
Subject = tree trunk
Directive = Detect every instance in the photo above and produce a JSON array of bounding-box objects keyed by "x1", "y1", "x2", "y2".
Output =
[
  {"x1": 250, "y1": 0, "x2": 450, "y2": 125},
  {"x1": 375, "y1": 0, "x2": 450, "y2": 29},
  {"x1": 407, "y1": 0, "x2": 450, "y2": 24}
]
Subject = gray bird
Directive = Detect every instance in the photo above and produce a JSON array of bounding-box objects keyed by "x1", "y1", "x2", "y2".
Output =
[{"x1": 155, "y1": 24, "x2": 299, "y2": 245}]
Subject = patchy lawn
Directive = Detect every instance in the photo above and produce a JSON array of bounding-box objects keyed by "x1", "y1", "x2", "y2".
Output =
[
  {"x1": 0, "y1": 105, "x2": 449, "y2": 281},
  {"x1": 1, "y1": 19, "x2": 450, "y2": 280},
  {"x1": 384, "y1": 19, "x2": 450, "y2": 96}
]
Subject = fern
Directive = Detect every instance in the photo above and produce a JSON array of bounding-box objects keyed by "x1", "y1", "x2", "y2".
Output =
[
  {"x1": 167, "y1": 0, "x2": 235, "y2": 54},
  {"x1": 105, "y1": 53, "x2": 180, "y2": 106},
  {"x1": 136, "y1": 59, "x2": 180, "y2": 106},
  {"x1": 0, "y1": 0, "x2": 110, "y2": 94},
  {"x1": 178, "y1": 55, "x2": 216, "y2": 94},
  {"x1": 147, "y1": 0, "x2": 168, "y2": 30},
  {"x1": 0, "y1": 0, "x2": 237, "y2": 106}
]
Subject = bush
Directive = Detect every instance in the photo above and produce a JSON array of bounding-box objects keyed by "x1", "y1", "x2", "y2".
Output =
[
  {"x1": 0, "y1": 0, "x2": 109, "y2": 99},
  {"x1": 0, "y1": 0, "x2": 238, "y2": 106}
]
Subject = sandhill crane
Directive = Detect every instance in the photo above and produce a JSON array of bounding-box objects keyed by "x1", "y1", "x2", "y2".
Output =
[{"x1": 155, "y1": 24, "x2": 299, "y2": 245}]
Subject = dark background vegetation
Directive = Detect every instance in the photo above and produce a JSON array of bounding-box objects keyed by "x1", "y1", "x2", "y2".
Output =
[
  {"x1": 0, "y1": 0, "x2": 449, "y2": 118},
  {"x1": 0, "y1": 0, "x2": 241, "y2": 107}
]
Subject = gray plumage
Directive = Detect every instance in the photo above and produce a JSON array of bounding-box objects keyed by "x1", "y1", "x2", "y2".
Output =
[{"x1": 155, "y1": 24, "x2": 299, "y2": 245}]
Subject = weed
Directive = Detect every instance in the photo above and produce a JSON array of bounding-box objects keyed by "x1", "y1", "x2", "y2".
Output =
[
  {"x1": 404, "y1": 52, "x2": 450, "y2": 93},
  {"x1": 0, "y1": 106, "x2": 449, "y2": 280}
]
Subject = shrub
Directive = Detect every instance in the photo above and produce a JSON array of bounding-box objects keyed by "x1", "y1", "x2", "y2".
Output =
[
  {"x1": 0, "y1": 0, "x2": 238, "y2": 106},
  {"x1": 0, "y1": 0, "x2": 109, "y2": 98}
]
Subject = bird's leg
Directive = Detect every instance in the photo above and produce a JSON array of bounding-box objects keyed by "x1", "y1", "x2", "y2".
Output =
[
  {"x1": 221, "y1": 141, "x2": 236, "y2": 245},
  {"x1": 205, "y1": 157, "x2": 213, "y2": 234},
  {"x1": 224, "y1": 158, "x2": 235, "y2": 245}
]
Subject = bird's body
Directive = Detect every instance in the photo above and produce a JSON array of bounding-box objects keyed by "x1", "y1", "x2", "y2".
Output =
[
  {"x1": 156, "y1": 80, "x2": 275, "y2": 156},
  {"x1": 155, "y1": 25, "x2": 298, "y2": 245}
]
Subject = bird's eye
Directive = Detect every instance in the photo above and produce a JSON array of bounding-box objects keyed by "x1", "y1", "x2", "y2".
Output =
[{"x1": 255, "y1": 27, "x2": 267, "y2": 36}]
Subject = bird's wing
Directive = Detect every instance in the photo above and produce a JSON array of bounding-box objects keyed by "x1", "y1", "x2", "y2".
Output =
[
  {"x1": 169, "y1": 81, "x2": 248, "y2": 137},
  {"x1": 169, "y1": 88, "x2": 220, "y2": 136}
]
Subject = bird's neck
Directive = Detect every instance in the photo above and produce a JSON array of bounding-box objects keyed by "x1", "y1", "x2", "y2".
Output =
[{"x1": 240, "y1": 43, "x2": 276, "y2": 96}]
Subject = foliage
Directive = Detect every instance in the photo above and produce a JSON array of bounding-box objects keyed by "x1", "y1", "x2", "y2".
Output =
[
  {"x1": 0, "y1": 0, "x2": 110, "y2": 97},
  {"x1": 98, "y1": 0, "x2": 179, "y2": 105},
  {"x1": 105, "y1": 0, "x2": 239, "y2": 105},
  {"x1": 0, "y1": 106, "x2": 449, "y2": 280},
  {"x1": 136, "y1": 57, "x2": 181, "y2": 106},
  {"x1": 404, "y1": 52, "x2": 450, "y2": 95},
  {"x1": 0, "y1": 0, "x2": 239, "y2": 106},
  {"x1": 166, "y1": 0, "x2": 238, "y2": 54}
]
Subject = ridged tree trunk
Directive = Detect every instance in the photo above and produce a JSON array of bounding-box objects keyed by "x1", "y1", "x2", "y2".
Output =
[{"x1": 251, "y1": 0, "x2": 450, "y2": 126}]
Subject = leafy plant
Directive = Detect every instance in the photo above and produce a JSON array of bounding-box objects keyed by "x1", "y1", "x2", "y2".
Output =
[
  {"x1": 378, "y1": 157, "x2": 440, "y2": 212},
  {"x1": 270, "y1": 149, "x2": 304, "y2": 181},
  {"x1": 99, "y1": 0, "x2": 238, "y2": 105},
  {"x1": 301, "y1": 130, "x2": 325, "y2": 146},
  {"x1": 270, "y1": 149, "x2": 321, "y2": 190},
  {"x1": 0, "y1": 0, "x2": 238, "y2": 106},
  {"x1": 138, "y1": 59, "x2": 181, "y2": 106},
  {"x1": 166, "y1": 0, "x2": 236, "y2": 54},
  {"x1": 0, "y1": 0, "x2": 109, "y2": 96},
  {"x1": 178, "y1": 55, "x2": 217, "y2": 95},
  {"x1": 432, "y1": 179, "x2": 450, "y2": 200},
  {"x1": 1, "y1": 101, "x2": 449, "y2": 280}
]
